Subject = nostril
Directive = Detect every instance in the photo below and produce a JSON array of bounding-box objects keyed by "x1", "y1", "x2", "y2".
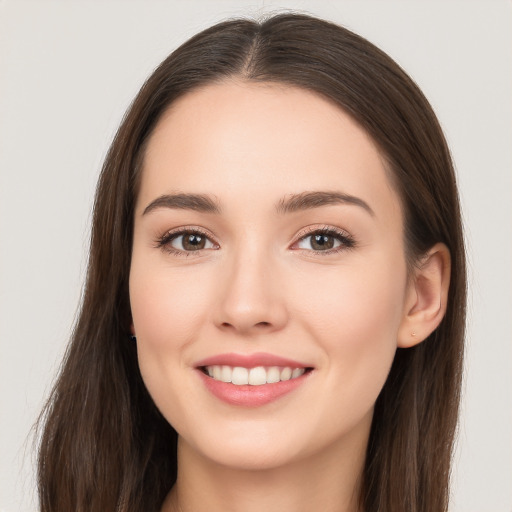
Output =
[{"x1": 220, "y1": 321, "x2": 271, "y2": 328}]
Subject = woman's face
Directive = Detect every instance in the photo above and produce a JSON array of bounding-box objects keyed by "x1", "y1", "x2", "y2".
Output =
[{"x1": 130, "y1": 81, "x2": 414, "y2": 470}]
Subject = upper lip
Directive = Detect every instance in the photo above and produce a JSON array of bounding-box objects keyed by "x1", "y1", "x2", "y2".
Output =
[{"x1": 195, "y1": 352, "x2": 311, "y2": 369}]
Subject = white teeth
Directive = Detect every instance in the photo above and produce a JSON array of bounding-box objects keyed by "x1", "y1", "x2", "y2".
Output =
[
  {"x1": 231, "y1": 367, "x2": 249, "y2": 385},
  {"x1": 266, "y1": 366, "x2": 281, "y2": 383},
  {"x1": 292, "y1": 368, "x2": 305, "y2": 378},
  {"x1": 248, "y1": 366, "x2": 267, "y2": 385},
  {"x1": 220, "y1": 365, "x2": 232, "y2": 383},
  {"x1": 212, "y1": 366, "x2": 222, "y2": 380},
  {"x1": 280, "y1": 367, "x2": 292, "y2": 381},
  {"x1": 205, "y1": 365, "x2": 307, "y2": 386}
]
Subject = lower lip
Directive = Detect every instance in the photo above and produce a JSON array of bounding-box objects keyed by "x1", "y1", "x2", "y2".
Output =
[{"x1": 197, "y1": 370, "x2": 311, "y2": 407}]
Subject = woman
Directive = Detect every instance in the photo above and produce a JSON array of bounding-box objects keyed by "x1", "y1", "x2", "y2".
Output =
[{"x1": 37, "y1": 13, "x2": 466, "y2": 512}]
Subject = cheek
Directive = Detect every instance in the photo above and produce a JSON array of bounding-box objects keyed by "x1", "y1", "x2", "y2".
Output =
[
  {"x1": 128, "y1": 262, "x2": 210, "y2": 414},
  {"x1": 295, "y1": 255, "x2": 406, "y2": 336},
  {"x1": 130, "y1": 265, "x2": 209, "y2": 348},
  {"x1": 292, "y1": 257, "x2": 406, "y2": 406},
  {"x1": 129, "y1": 263, "x2": 213, "y2": 430}
]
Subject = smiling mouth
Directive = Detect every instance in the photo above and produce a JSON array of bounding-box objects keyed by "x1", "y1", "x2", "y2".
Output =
[{"x1": 201, "y1": 365, "x2": 312, "y2": 386}]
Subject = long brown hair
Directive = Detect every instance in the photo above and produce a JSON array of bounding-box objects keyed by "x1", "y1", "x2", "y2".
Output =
[{"x1": 37, "y1": 13, "x2": 466, "y2": 512}]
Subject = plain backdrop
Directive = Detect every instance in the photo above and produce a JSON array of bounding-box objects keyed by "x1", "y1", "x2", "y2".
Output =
[{"x1": 0, "y1": 1, "x2": 511, "y2": 511}]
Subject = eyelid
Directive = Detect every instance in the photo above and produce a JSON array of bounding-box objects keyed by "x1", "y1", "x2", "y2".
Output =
[
  {"x1": 156, "y1": 224, "x2": 355, "y2": 257},
  {"x1": 294, "y1": 224, "x2": 351, "y2": 240},
  {"x1": 291, "y1": 225, "x2": 356, "y2": 254},
  {"x1": 156, "y1": 226, "x2": 219, "y2": 257}
]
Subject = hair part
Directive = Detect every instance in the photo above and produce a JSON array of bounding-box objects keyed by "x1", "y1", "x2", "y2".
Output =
[{"x1": 37, "y1": 13, "x2": 466, "y2": 512}]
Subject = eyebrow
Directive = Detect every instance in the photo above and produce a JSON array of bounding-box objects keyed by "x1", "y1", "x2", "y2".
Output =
[
  {"x1": 143, "y1": 193, "x2": 221, "y2": 215},
  {"x1": 142, "y1": 191, "x2": 374, "y2": 217},
  {"x1": 275, "y1": 191, "x2": 374, "y2": 217}
]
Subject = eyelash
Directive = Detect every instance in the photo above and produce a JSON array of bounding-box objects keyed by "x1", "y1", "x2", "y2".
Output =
[
  {"x1": 156, "y1": 225, "x2": 356, "y2": 258},
  {"x1": 294, "y1": 226, "x2": 356, "y2": 255},
  {"x1": 156, "y1": 226, "x2": 216, "y2": 258}
]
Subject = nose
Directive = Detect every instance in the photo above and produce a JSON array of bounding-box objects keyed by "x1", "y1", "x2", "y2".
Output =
[{"x1": 213, "y1": 244, "x2": 288, "y2": 336}]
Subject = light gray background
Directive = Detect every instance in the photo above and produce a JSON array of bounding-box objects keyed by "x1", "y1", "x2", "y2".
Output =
[{"x1": 1, "y1": 1, "x2": 511, "y2": 511}]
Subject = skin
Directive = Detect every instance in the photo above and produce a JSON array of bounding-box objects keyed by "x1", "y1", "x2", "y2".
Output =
[{"x1": 129, "y1": 81, "x2": 450, "y2": 512}]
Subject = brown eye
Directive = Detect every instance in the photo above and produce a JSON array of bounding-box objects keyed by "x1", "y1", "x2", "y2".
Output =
[
  {"x1": 295, "y1": 228, "x2": 355, "y2": 253},
  {"x1": 167, "y1": 231, "x2": 216, "y2": 252},
  {"x1": 310, "y1": 234, "x2": 336, "y2": 250},
  {"x1": 297, "y1": 232, "x2": 341, "y2": 251}
]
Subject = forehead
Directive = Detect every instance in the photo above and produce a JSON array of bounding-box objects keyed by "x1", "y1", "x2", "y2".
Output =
[{"x1": 139, "y1": 81, "x2": 401, "y2": 226}]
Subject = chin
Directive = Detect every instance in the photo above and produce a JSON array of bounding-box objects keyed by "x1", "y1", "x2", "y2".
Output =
[
  {"x1": 177, "y1": 415, "x2": 363, "y2": 473},
  {"x1": 192, "y1": 439, "x2": 307, "y2": 471}
]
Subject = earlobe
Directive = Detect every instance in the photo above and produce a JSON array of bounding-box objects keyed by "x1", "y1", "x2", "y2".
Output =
[
  {"x1": 129, "y1": 323, "x2": 137, "y2": 342},
  {"x1": 398, "y1": 243, "x2": 451, "y2": 348}
]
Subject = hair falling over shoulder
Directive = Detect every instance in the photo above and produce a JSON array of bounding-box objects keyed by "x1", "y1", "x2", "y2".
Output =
[{"x1": 36, "y1": 13, "x2": 466, "y2": 512}]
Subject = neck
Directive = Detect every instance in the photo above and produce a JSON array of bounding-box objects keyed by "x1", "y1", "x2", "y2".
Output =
[{"x1": 162, "y1": 423, "x2": 369, "y2": 512}]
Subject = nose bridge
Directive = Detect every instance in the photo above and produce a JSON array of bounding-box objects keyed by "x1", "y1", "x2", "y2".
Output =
[{"x1": 214, "y1": 234, "x2": 287, "y2": 334}]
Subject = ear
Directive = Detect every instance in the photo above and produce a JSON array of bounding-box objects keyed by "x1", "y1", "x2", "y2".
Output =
[
  {"x1": 397, "y1": 243, "x2": 451, "y2": 348},
  {"x1": 130, "y1": 323, "x2": 136, "y2": 335}
]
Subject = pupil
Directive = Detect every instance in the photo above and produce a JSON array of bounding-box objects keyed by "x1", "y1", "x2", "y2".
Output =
[
  {"x1": 183, "y1": 234, "x2": 205, "y2": 250},
  {"x1": 312, "y1": 234, "x2": 334, "y2": 250}
]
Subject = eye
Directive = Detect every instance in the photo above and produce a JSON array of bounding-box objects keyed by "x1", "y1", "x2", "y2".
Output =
[
  {"x1": 171, "y1": 232, "x2": 215, "y2": 251},
  {"x1": 157, "y1": 228, "x2": 218, "y2": 256},
  {"x1": 293, "y1": 227, "x2": 355, "y2": 254}
]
